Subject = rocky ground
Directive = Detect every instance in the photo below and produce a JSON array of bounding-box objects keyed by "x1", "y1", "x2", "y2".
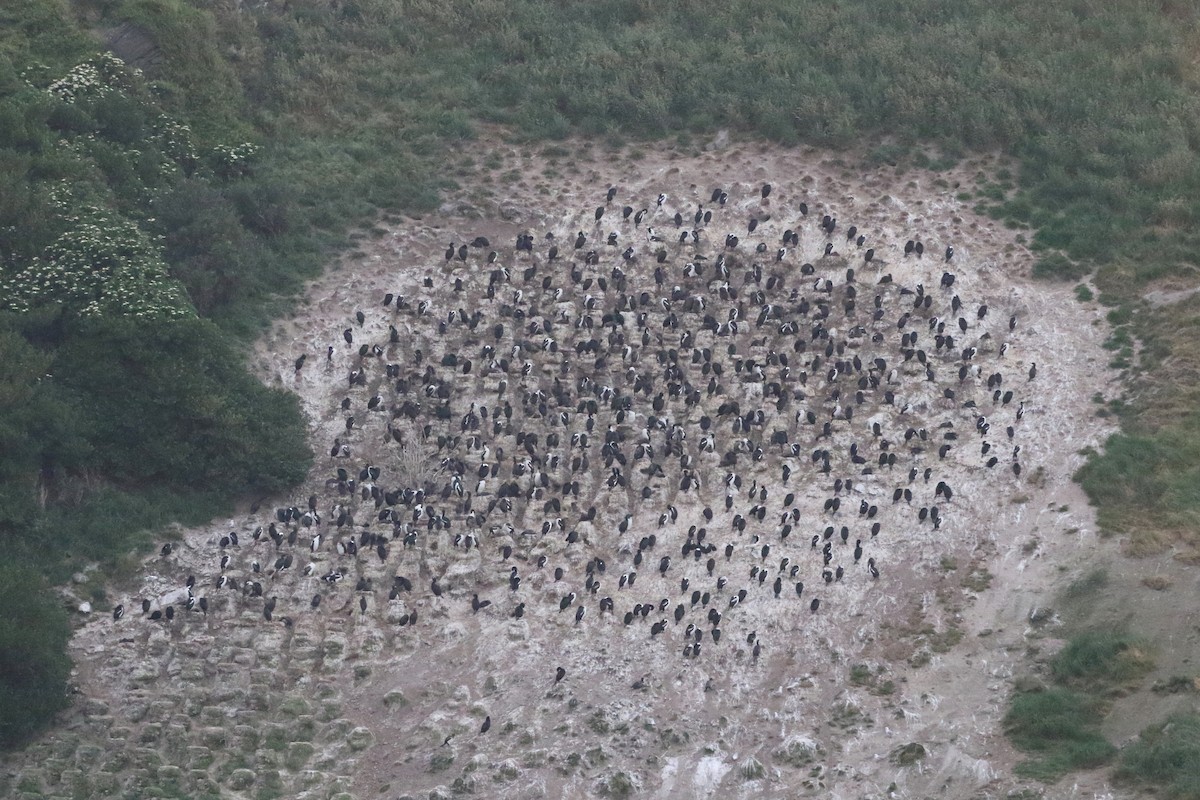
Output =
[{"x1": 5, "y1": 134, "x2": 1192, "y2": 800}]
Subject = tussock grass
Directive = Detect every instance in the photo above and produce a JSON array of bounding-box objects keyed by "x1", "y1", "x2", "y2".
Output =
[
  {"x1": 1116, "y1": 714, "x2": 1200, "y2": 800},
  {"x1": 1006, "y1": 628, "x2": 1154, "y2": 781},
  {"x1": 1051, "y1": 631, "x2": 1154, "y2": 694},
  {"x1": 1004, "y1": 688, "x2": 1116, "y2": 780}
]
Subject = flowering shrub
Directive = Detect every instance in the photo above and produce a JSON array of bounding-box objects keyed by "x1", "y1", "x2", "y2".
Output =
[
  {"x1": 211, "y1": 141, "x2": 260, "y2": 179},
  {"x1": 46, "y1": 52, "x2": 138, "y2": 104},
  {"x1": 153, "y1": 115, "x2": 197, "y2": 172},
  {"x1": 2, "y1": 206, "x2": 193, "y2": 320}
]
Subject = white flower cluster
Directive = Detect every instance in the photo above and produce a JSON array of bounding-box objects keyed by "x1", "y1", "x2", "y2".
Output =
[
  {"x1": 1, "y1": 208, "x2": 193, "y2": 320},
  {"x1": 47, "y1": 53, "x2": 136, "y2": 104},
  {"x1": 154, "y1": 116, "x2": 197, "y2": 167},
  {"x1": 212, "y1": 142, "x2": 260, "y2": 177}
]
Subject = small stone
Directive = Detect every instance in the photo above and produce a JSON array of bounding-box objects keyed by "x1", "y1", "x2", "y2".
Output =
[{"x1": 706, "y1": 129, "x2": 730, "y2": 151}]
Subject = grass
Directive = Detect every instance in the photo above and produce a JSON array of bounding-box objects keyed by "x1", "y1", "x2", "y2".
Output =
[
  {"x1": 1051, "y1": 631, "x2": 1154, "y2": 694},
  {"x1": 1004, "y1": 688, "x2": 1116, "y2": 780},
  {"x1": 1115, "y1": 714, "x2": 1200, "y2": 799},
  {"x1": 1062, "y1": 568, "x2": 1108, "y2": 600},
  {"x1": 1006, "y1": 628, "x2": 1154, "y2": 781}
]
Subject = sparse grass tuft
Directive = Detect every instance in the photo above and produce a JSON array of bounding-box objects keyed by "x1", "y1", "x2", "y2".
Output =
[
  {"x1": 1150, "y1": 676, "x2": 1200, "y2": 695},
  {"x1": 740, "y1": 757, "x2": 766, "y2": 780},
  {"x1": 890, "y1": 742, "x2": 926, "y2": 766}
]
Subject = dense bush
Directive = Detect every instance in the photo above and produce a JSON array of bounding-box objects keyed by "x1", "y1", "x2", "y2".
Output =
[
  {"x1": 51, "y1": 315, "x2": 311, "y2": 497},
  {"x1": 0, "y1": 9, "x2": 312, "y2": 747},
  {"x1": 0, "y1": 565, "x2": 72, "y2": 750}
]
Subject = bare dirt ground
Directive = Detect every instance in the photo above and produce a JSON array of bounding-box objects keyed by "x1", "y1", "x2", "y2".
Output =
[{"x1": 6, "y1": 134, "x2": 1195, "y2": 800}]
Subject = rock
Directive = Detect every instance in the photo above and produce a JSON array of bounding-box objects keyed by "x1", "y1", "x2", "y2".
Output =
[
  {"x1": 1028, "y1": 606, "x2": 1055, "y2": 625},
  {"x1": 78, "y1": 601, "x2": 92, "y2": 614},
  {"x1": 706, "y1": 129, "x2": 730, "y2": 151}
]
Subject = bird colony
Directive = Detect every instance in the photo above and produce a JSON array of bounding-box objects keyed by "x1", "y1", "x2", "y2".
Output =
[
  {"x1": 52, "y1": 150, "x2": 1104, "y2": 800},
  {"x1": 138, "y1": 181, "x2": 1030, "y2": 658}
]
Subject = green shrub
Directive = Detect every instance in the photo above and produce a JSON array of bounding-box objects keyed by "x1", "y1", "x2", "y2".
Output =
[
  {"x1": 0, "y1": 564, "x2": 72, "y2": 748},
  {"x1": 1076, "y1": 419, "x2": 1200, "y2": 545},
  {"x1": 1032, "y1": 253, "x2": 1088, "y2": 281}
]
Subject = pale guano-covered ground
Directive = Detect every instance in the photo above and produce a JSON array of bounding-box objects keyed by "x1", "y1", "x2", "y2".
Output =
[{"x1": 3, "y1": 136, "x2": 1138, "y2": 800}]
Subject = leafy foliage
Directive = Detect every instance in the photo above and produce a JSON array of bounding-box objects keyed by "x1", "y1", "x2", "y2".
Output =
[
  {"x1": 51, "y1": 315, "x2": 310, "y2": 497},
  {"x1": 4, "y1": 204, "x2": 192, "y2": 319},
  {"x1": 0, "y1": 11, "x2": 312, "y2": 748}
]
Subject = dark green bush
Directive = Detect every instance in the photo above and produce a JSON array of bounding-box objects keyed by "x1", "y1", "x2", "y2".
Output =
[
  {"x1": 0, "y1": 565, "x2": 72, "y2": 749},
  {"x1": 52, "y1": 315, "x2": 311, "y2": 497}
]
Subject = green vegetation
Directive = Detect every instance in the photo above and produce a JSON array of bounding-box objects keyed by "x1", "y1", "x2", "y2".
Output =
[
  {"x1": 1116, "y1": 713, "x2": 1200, "y2": 799},
  {"x1": 1051, "y1": 631, "x2": 1155, "y2": 694},
  {"x1": 1005, "y1": 688, "x2": 1116, "y2": 781},
  {"x1": 0, "y1": 565, "x2": 72, "y2": 748},
  {"x1": 0, "y1": 6, "x2": 311, "y2": 747},
  {"x1": 1006, "y1": 630, "x2": 1154, "y2": 781}
]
